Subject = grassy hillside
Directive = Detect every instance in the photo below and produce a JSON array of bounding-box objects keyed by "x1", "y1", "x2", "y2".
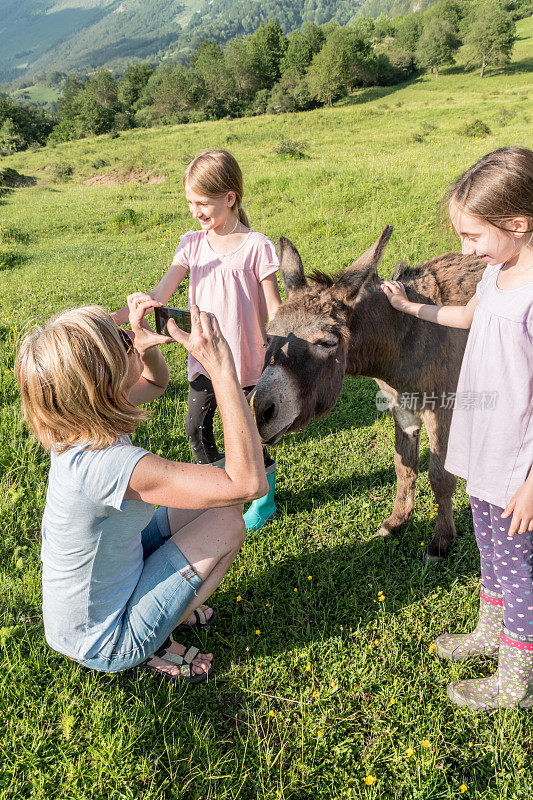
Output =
[{"x1": 0, "y1": 18, "x2": 532, "y2": 800}]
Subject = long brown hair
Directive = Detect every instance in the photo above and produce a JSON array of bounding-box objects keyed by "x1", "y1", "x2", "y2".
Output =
[
  {"x1": 447, "y1": 147, "x2": 533, "y2": 240},
  {"x1": 183, "y1": 150, "x2": 250, "y2": 227}
]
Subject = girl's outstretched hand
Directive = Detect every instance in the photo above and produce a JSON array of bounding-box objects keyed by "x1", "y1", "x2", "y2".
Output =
[
  {"x1": 502, "y1": 482, "x2": 533, "y2": 536},
  {"x1": 381, "y1": 280, "x2": 410, "y2": 312},
  {"x1": 127, "y1": 292, "x2": 173, "y2": 355},
  {"x1": 166, "y1": 305, "x2": 235, "y2": 379}
]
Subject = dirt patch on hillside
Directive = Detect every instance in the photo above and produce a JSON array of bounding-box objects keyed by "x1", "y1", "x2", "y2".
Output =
[{"x1": 83, "y1": 169, "x2": 166, "y2": 186}]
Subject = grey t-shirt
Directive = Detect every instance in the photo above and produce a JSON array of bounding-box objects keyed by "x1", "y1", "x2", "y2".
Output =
[
  {"x1": 41, "y1": 437, "x2": 153, "y2": 661},
  {"x1": 445, "y1": 263, "x2": 533, "y2": 508}
]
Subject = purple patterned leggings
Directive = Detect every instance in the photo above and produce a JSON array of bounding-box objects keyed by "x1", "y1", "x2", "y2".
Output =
[{"x1": 471, "y1": 496, "x2": 533, "y2": 636}]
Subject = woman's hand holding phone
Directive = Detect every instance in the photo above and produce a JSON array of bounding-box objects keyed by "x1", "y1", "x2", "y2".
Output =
[
  {"x1": 126, "y1": 293, "x2": 173, "y2": 356},
  {"x1": 166, "y1": 306, "x2": 236, "y2": 380}
]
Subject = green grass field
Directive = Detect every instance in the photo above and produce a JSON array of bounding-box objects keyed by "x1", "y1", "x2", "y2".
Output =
[
  {"x1": 10, "y1": 85, "x2": 61, "y2": 111},
  {"x1": 1, "y1": 19, "x2": 533, "y2": 799}
]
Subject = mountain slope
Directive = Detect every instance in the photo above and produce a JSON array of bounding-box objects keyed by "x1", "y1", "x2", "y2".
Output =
[{"x1": 0, "y1": 0, "x2": 430, "y2": 82}]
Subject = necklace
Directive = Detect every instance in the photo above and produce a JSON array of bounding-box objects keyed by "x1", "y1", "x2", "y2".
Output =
[
  {"x1": 224, "y1": 214, "x2": 240, "y2": 235},
  {"x1": 206, "y1": 214, "x2": 240, "y2": 244}
]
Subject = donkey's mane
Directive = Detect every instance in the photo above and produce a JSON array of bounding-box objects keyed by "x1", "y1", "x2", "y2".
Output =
[
  {"x1": 308, "y1": 269, "x2": 336, "y2": 287},
  {"x1": 306, "y1": 253, "x2": 482, "y2": 306},
  {"x1": 307, "y1": 263, "x2": 419, "y2": 289}
]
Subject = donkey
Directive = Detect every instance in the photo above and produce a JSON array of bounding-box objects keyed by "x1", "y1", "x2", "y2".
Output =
[{"x1": 250, "y1": 227, "x2": 485, "y2": 560}]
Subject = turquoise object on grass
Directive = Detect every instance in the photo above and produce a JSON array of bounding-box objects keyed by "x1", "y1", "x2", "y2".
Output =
[{"x1": 243, "y1": 468, "x2": 276, "y2": 532}]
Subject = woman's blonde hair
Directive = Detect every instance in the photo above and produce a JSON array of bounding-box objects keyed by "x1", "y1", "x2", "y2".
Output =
[
  {"x1": 447, "y1": 147, "x2": 533, "y2": 238},
  {"x1": 15, "y1": 305, "x2": 147, "y2": 452},
  {"x1": 183, "y1": 150, "x2": 250, "y2": 227}
]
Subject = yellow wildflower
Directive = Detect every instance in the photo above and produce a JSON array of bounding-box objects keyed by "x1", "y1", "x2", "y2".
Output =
[
  {"x1": 422, "y1": 740, "x2": 431, "y2": 748},
  {"x1": 406, "y1": 747, "x2": 414, "y2": 757},
  {"x1": 460, "y1": 786, "x2": 467, "y2": 794},
  {"x1": 365, "y1": 776, "x2": 377, "y2": 786},
  {"x1": 255, "y1": 629, "x2": 261, "y2": 635}
]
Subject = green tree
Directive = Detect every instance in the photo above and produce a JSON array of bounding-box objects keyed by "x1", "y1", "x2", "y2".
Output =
[
  {"x1": 415, "y1": 16, "x2": 460, "y2": 76},
  {"x1": 225, "y1": 36, "x2": 261, "y2": 100},
  {"x1": 430, "y1": 0, "x2": 468, "y2": 34},
  {"x1": 463, "y1": 0, "x2": 516, "y2": 77},
  {"x1": 0, "y1": 118, "x2": 25, "y2": 155},
  {"x1": 374, "y1": 13, "x2": 395, "y2": 40},
  {"x1": 0, "y1": 96, "x2": 54, "y2": 149},
  {"x1": 280, "y1": 30, "x2": 314, "y2": 76},
  {"x1": 268, "y1": 70, "x2": 312, "y2": 113},
  {"x1": 191, "y1": 41, "x2": 236, "y2": 117},
  {"x1": 84, "y1": 70, "x2": 118, "y2": 111},
  {"x1": 117, "y1": 64, "x2": 154, "y2": 112},
  {"x1": 142, "y1": 64, "x2": 199, "y2": 122},
  {"x1": 351, "y1": 17, "x2": 375, "y2": 39},
  {"x1": 308, "y1": 27, "x2": 375, "y2": 106},
  {"x1": 57, "y1": 76, "x2": 84, "y2": 118},
  {"x1": 300, "y1": 21, "x2": 326, "y2": 54},
  {"x1": 394, "y1": 12, "x2": 423, "y2": 54},
  {"x1": 246, "y1": 20, "x2": 288, "y2": 90}
]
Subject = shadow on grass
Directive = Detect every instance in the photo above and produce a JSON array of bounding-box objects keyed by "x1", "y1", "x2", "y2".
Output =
[
  {"x1": 339, "y1": 75, "x2": 424, "y2": 108},
  {"x1": 78, "y1": 503, "x2": 476, "y2": 688},
  {"x1": 503, "y1": 55, "x2": 533, "y2": 76},
  {"x1": 443, "y1": 57, "x2": 533, "y2": 79},
  {"x1": 0, "y1": 251, "x2": 27, "y2": 271},
  {"x1": 53, "y1": 500, "x2": 477, "y2": 680}
]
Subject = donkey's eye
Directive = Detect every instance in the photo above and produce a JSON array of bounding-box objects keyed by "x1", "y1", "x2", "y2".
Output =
[{"x1": 316, "y1": 339, "x2": 337, "y2": 350}]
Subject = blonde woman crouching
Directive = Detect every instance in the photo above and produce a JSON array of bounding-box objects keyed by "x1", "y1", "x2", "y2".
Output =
[{"x1": 16, "y1": 294, "x2": 267, "y2": 682}]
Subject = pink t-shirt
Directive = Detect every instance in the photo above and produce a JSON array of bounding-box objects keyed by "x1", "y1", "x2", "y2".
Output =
[{"x1": 172, "y1": 229, "x2": 279, "y2": 386}]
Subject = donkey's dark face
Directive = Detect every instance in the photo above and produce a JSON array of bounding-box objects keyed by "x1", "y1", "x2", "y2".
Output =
[
  {"x1": 253, "y1": 292, "x2": 350, "y2": 444},
  {"x1": 251, "y1": 227, "x2": 393, "y2": 444}
]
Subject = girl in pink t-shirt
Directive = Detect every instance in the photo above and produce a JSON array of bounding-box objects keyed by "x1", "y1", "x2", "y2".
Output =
[
  {"x1": 152, "y1": 150, "x2": 281, "y2": 531},
  {"x1": 382, "y1": 147, "x2": 533, "y2": 711}
]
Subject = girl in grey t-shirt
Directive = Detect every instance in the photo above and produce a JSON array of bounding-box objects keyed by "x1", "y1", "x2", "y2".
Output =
[{"x1": 381, "y1": 147, "x2": 533, "y2": 711}]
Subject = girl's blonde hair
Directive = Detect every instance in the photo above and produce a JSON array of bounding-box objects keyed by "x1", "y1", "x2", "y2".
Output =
[
  {"x1": 183, "y1": 150, "x2": 250, "y2": 227},
  {"x1": 15, "y1": 306, "x2": 147, "y2": 452},
  {"x1": 447, "y1": 147, "x2": 533, "y2": 239}
]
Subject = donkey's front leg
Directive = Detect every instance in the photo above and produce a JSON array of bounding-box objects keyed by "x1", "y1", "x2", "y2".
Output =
[
  {"x1": 376, "y1": 406, "x2": 421, "y2": 539},
  {"x1": 424, "y1": 409, "x2": 457, "y2": 562}
]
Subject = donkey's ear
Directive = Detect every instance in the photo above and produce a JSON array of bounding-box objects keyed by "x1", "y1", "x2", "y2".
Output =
[
  {"x1": 278, "y1": 237, "x2": 307, "y2": 294},
  {"x1": 334, "y1": 226, "x2": 393, "y2": 297}
]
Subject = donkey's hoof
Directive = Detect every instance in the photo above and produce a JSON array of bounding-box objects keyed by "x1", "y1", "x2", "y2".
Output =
[
  {"x1": 425, "y1": 539, "x2": 450, "y2": 562},
  {"x1": 374, "y1": 520, "x2": 402, "y2": 539}
]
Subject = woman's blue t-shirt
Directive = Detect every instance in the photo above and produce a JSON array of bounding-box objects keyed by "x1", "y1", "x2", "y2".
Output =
[{"x1": 41, "y1": 437, "x2": 153, "y2": 661}]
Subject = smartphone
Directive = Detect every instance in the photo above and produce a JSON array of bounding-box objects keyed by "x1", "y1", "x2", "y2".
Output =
[{"x1": 154, "y1": 306, "x2": 192, "y2": 335}]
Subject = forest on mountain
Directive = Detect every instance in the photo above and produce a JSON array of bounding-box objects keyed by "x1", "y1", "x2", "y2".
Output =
[
  {"x1": 1, "y1": 0, "x2": 529, "y2": 81},
  {"x1": 0, "y1": 0, "x2": 528, "y2": 155}
]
